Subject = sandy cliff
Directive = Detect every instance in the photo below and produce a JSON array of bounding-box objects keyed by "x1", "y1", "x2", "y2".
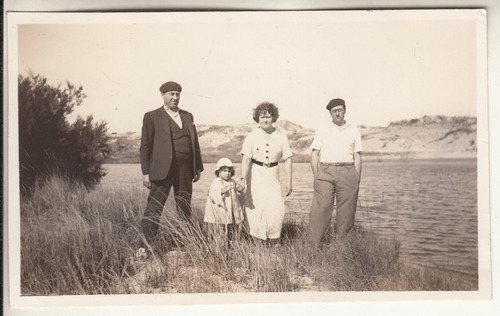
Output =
[{"x1": 106, "y1": 116, "x2": 477, "y2": 163}]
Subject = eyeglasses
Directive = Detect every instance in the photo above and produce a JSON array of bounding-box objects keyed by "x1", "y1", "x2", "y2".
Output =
[{"x1": 331, "y1": 109, "x2": 345, "y2": 114}]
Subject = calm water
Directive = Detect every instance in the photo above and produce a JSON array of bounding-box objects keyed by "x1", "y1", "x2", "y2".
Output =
[{"x1": 100, "y1": 159, "x2": 478, "y2": 278}]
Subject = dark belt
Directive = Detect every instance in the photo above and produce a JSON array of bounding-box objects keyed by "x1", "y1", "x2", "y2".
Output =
[
  {"x1": 252, "y1": 159, "x2": 278, "y2": 168},
  {"x1": 322, "y1": 162, "x2": 354, "y2": 166}
]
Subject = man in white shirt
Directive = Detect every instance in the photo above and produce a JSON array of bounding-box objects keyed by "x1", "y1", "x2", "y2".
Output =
[
  {"x1": 307, "y1": 98, "x2": 362, "y2": 246},
  {"x1": 140, "y1": 81, "x2": 203, "y2": 248}
]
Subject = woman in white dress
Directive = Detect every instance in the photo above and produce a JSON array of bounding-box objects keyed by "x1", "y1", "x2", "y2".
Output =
[{"x1": 240, "y1": 102, "x2": 293, "y2": 241}]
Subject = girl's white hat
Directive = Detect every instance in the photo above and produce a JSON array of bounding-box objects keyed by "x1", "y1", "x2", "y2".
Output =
[{"x1": 216, "y1": 157, "x2": 234, "y2": 170}]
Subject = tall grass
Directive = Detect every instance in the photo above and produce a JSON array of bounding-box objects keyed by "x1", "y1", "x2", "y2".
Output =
[
  {"x1": 21, "y1": 174, "x2": 145, "y2": 295},
  {"x1": 20, "y1": 175, "x2": 475, "y2": 295}
]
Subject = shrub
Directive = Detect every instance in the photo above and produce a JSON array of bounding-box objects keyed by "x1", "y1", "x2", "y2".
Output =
[{"x1": 18, "y1": 73, "x2": 110, "y2": 195}]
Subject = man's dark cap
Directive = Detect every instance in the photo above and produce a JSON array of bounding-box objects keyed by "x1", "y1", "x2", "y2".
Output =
[
  {"x1": 326, "y1": 98, "x2": 346, "y2": 110},
  {"x1": 159, "y1": 81, "x2": 182, "y2": 93}
]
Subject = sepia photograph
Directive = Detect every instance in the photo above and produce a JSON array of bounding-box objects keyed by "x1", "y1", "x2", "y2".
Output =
[{"x1": 4, "y1": 3, "x2": 498, "y2": 316}]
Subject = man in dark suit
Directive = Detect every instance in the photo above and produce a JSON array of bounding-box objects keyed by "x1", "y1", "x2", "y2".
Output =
[{"x1": 140, "y1": 81, "x2": 203, "y2": 246}]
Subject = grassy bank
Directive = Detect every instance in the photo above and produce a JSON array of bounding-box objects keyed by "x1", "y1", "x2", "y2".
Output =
[{"x1": 20, "y1": 176, "x2": 476, "y2": 295}]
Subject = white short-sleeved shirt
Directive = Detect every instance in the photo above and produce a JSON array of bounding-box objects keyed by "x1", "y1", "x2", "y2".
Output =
[
  {"x1": 310, "y1": 123, "x2": 362, "y2": 163},
  {"x1": 241, "y1": 127, "x2": 293, "y2": 163}
]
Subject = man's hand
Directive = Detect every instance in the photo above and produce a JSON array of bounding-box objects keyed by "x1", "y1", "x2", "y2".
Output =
[
  {"x1": 193, "y1": 170, "x2": 201, "y2": 183},
  {"x1": 142, "y1": 174, "x2": 151, "y2": 189},
  {"x1": 285, "y1": 185, "x2": 293, "y2": 197},
  {"x1": 354, "y1": 152, "x2": 362, "y2": 184}
]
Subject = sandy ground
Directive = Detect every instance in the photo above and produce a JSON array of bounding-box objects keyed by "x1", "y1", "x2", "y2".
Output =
[{"x1": 119, "y1": 249, "x2": 317, "y2": 294}]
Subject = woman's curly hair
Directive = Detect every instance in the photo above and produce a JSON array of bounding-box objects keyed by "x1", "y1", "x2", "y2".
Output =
[{"x1": 252, "y1": 102, "x2": 279, "y2": 123}]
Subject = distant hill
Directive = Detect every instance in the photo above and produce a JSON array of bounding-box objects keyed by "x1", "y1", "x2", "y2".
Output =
[
  {"x1": 105, "y1": 115, "x2": 477, "y2": 163},
  {"x1": 105, "y1": 131, "x2": 141, "y2": 163},
  {"x1": 359, "y1": 116, "x2": 476, "y2": 160}
]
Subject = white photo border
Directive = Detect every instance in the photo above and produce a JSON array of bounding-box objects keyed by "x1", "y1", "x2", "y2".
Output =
[{"x1": 4, "y1": 2, "x2": 499, "y2": 316}]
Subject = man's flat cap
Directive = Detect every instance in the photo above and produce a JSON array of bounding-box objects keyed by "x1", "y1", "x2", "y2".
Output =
[
  {"x1": 326, "y1": 98, "x2": 346, "y2": 110},
  {"x1": 159, "y1": 81, "x2": 182, "y2": 93}
]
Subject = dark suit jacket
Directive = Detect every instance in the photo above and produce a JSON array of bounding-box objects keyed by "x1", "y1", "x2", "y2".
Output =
[{"x1": 140, "y1": 107, "x2": 203, "y2": 181}]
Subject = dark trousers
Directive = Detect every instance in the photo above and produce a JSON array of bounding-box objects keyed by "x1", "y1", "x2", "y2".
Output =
[
  {"x1": 142, "y1": 152, "x2": 194, "y2": 245},
  {"x1": 307, "y1": 164, "x2": 359, "y2": 246}
]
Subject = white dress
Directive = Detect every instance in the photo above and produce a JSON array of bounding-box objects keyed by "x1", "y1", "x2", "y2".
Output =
[{"x1": 241, "y1": 127, "x2": 293, "y2": 240}]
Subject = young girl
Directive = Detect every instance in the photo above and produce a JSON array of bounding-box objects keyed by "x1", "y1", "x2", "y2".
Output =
[{"x1": 204, "y1": 158, "x2": 245, "y2": 238}]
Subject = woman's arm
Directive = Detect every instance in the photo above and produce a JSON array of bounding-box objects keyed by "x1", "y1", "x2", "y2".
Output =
[{"x1": 240, "y1": 154, "x2": 252, "y2": 191}]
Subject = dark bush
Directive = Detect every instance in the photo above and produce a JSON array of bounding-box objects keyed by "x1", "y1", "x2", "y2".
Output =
[{"x1": 18, "y1": 73, "x2": 110, "y2": 196}]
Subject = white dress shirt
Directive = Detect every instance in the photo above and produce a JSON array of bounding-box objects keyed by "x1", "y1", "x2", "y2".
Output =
[
  {"x1": 310, "y1": 122, "x2": 362, "y2": 163},
  {"x1": 163, "y1": 106, "x2": 183, "y2": 128}
]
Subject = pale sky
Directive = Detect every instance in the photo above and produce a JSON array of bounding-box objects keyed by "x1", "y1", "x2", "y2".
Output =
[{"x1": 16, "y1": 10, "x2": 481, "y2": 133}]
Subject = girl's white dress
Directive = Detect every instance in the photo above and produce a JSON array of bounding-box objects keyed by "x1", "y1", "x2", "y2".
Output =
[
  {"x1": 204, "y1": 177, "x2": 244, "y2": 225},
  {"x1": 241, "y1": 127, "x2": 293, "y2": 240}
]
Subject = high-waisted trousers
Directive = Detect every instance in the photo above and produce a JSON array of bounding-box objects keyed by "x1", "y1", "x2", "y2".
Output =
[{"x1": 307, "y1": 163, "x2": 359, "y2": 246}]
